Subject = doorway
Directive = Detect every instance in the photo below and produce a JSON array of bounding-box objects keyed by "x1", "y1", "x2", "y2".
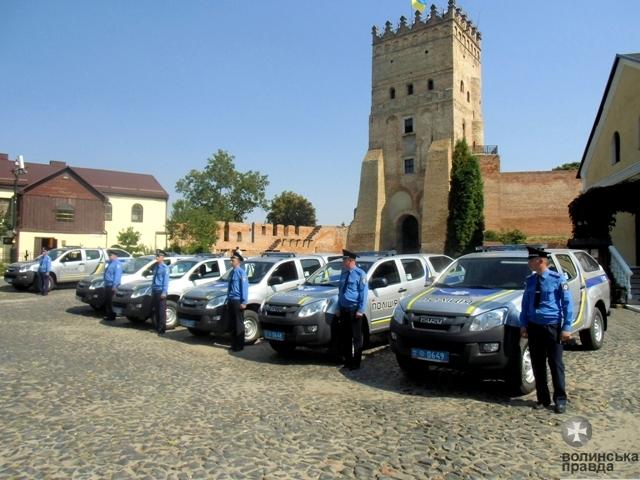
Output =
[{"x1": 398, "y1": 215, "x2": 420, "y2": 253}]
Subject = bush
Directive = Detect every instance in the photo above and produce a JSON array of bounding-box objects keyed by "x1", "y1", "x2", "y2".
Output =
[
  {"x1": 0, "y1": 262, "x2": 6, "y2": 276},
  {"x1": 484, "y1": 229, "x2": 527, "y2": 244}
]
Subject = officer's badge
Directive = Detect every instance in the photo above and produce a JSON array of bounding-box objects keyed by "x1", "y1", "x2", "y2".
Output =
[{"x1": 562, "y1": 283, "x2": 569, "y2": 291}]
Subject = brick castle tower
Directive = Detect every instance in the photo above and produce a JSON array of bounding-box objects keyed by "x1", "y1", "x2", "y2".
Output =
[{"x1": 347, "y1": 0, "x2": 485, "y2": 253}]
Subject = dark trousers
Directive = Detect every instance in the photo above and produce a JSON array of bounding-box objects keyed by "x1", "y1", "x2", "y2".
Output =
[
  {"x1": 104, "y1": 286, "x2": 115, "y2": 320},
  {"x1": 38, "y1": 272, "x2": 49, "y2": 295},
  {"x1": 339, "y1": 307, "x2": 363, "y2": 368},
  {"x1": 152, "y1": 291, "x2": 167, "y2": 333},
  {"x1": 527, "y1": 322, "x2": 566, "y2": 406},
  {"x1": 228, "y1": 300, "x2": 245, "y2": 350}
]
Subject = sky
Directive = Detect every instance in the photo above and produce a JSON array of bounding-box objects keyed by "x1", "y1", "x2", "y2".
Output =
[{"x1": 1, "y1": 0, "x2": 639, "y2": 226}]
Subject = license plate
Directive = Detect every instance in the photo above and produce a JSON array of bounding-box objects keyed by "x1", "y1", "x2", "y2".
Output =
[
  {"x1": 113, "y1": 306, "x2": 123, "y2": 316},
  {"x1": 263, "y1": 329, "x2": 285, "y2": 341},
  {"x1": 411, "y1": 348, "x2": 449, "y2": 363},
  {"x1": 180, "y1": 319, "x2": 197, "y2": 328}
]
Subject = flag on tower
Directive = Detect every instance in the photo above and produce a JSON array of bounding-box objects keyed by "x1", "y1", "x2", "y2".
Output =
[{"x1": 412, "y1": 0, "x2": 427, "y2": 13}]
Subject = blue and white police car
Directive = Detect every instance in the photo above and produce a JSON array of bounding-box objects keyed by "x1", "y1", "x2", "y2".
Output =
[{"x1": 390, "y1": 248, "x2": 610, "y2": 395}]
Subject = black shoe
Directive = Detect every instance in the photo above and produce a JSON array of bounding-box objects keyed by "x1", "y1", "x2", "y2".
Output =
[
  {"x1": 157, "y1": 331, "x2": 165, "y2": 336},
  {"x1": 348, "y1": 364, "x2": 360, "y2": 371},
  {"x1": 554, "y1": 403, "x2": 567, "y2": 414},
  {"x1": 533, "y1": 402, "x2": 550, "y2": 410}
]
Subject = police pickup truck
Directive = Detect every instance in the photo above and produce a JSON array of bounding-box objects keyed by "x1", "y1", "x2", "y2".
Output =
[
  {"x1": 111, "y1": 256, "x2": 230, "y2": 329},
  {"x1": 259, "y1": 253, "x2": 453, "y2": 356},
  {"x1": 390, "y1": 248, "x2": 610, "y2": 395},
  {"x1": 176, "y1": 253, "x2": 329, "y2": 344}
]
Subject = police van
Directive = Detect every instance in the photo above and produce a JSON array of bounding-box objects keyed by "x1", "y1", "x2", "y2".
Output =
[
  {"x1": 390, "y1": 248, "x2": 610, "y2": 395},
  {"x1": 258, "y1": 253, "x2": 452, "y2": 356}
]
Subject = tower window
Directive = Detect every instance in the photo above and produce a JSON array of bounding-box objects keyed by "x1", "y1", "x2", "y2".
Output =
[
  {"x1": 404, "y1": 159, "x2": 415, "y2": 174},
  {"x1": 407, "y1": 83, "x2": 414, "y2": 95},
  {"x1": 404, "y1": 117, "x2": 414, "y2": 134},
  {"x1": 389, "y1": 87, "x2": 396, "y2": 99},
  {"x1": 460, "y1": 80, "x2": 465, "y2": 93},
  {"x1": 611, "y1": 131, "x2": 621, "y2": 164},
  {"x1": 467, "y1": 91, "x2": 470, "y2": 102},
  {"x1": 427, "y1": 79, "x2": 434, "y2": 91}
]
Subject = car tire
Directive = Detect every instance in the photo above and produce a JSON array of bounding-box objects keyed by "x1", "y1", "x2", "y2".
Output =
[
  {"x1": 165, "y1": 300, "x2": 178, "y2": 329},
  {"x1": 579, "y1": 308, "x2": 605, "y2": 350},
  {"x1": 505, "y1": 339, "x2": 536, "y2": 396},
  {"x1": 396, "y1": 353, "x2": 423, "y2": 378},
  {"x1": 48, "y1": 274, "x2": 57, "y2": 291},
  {"x1": 187, "y1": 327, "x2": 209, "y2": 337},
  {"x1": 243, "y1": 310, "x2": 260, "y2": 345},
  {"x1": 126, "y1": 316, "x2": 146, "y2": 324},
  {"x1": 269, "y1": 341, "x2": 296, "y2": 356}
]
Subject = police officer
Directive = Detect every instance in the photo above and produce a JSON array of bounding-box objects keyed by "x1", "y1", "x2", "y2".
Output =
[
  {"x1": 520, "y1": 246, "x2": 573, "y2": 414},
  {"x1": 37, "y1": 248, "x2": 51, "y2": 296},
  {"x1": 336, "y1": 249, "x2": 368, "y2": 370},
  {"x1": 103, "y1": 251, "x2": 123, "y2": 321},
  {"x1": 227, "y1": 249, "x2": 248, "y2": 351},
  {"x1": 151, "y1": 250, "x2": 170, "y2": 335}
]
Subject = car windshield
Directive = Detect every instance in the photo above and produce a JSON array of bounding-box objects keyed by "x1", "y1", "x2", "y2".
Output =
[
  {"x1": 306, "y1": 260, "x2": 373, "y2": 286},
  {"x1": 122, "y1": 257, "x2": 152, "y2": 274},
  {"x1": 169, "y1": 260, "x2": 198, "y2": 278},
  {"x1": 433, "y1": 257, "x2": 531, "y2": 290},
  {"x1": 46, "y1": 249, "x2": 65, "y2": 261},
  {"x1": 220, "y1": 261, "x2": 274, "y2": 284}
]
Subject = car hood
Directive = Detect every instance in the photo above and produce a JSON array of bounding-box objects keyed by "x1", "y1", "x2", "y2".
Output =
[
  {"x1": 120, "y1": 279, "x2": 152, "y2": 290},
  {"x1": 184, "y1": 281, "x2": 228, "y2": 299},
  {"x1": 267, "y1": 284, "x2": 339, "y2": 306},
  {"x1": 9, "y1": 261, "x2": 37, "y2": 269},
  {"x1": 406, "y1": 287, "x2": 523, "y2": 316}
]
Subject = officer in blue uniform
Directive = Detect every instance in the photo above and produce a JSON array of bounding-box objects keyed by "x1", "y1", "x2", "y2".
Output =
[
  {"x1": 151, "y1": 250, "x2": 170, "y2": 335},
  {"x1": 37, "y1": 248, "x2": 52, "y2": 296},
  {"x1": 520, "y1": 246, "x2": 573, "y2": 413},
  {"x1": 227, "y1": 249, "x2": 249, "y2": 351},
  {"x1": 103, "y1": 251, "x2": 123, "y2": 321},
  {"x1": 337, "y1": 249, "x2": 368, "y2": 370}
]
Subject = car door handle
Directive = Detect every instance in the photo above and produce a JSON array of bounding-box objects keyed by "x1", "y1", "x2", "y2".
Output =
[
  {"x1": 398, "y1": 288, "x2": 407, "y2": 293},
  {"x1": 78, "y1": 263, "x2": 84, "y2": 265}
]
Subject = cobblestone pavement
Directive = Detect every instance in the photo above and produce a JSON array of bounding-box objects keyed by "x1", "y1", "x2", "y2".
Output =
[{"x1": 1, "y1": 283, "x2": 639, "y2": 479}]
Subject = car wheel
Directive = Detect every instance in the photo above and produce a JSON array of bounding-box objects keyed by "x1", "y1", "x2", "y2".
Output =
[
  {"x1": 506, "y1": 339, "x2": 536, "y2": 396},
  {"x1": 269, "y1": 341, "x2": 296, "y2": 356},
  {"x1": 48, "y1": 274, "x2": 57, "y2": 291},
  {"x1": 396, "y1": 353, "x2": 423, "y2": 378},
  {"x1": 187, "y1": 327, "x2": 209, "y2": 337},
  {"x1": 579, "y1": 308, "x2": 605, "y2": 350},
  {"x1": 165, "y1": 300, "x2": 178, "y2": 329},
  {"x1": 126, "y1": 316, "x2": 146, "y2": 324},
  {"x1": 243, "y1": 310, "x2": 260, "y2": 345}
]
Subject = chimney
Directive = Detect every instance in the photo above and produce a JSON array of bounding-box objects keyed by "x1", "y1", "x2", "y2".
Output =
[{"x1": 50, "y1": 160, "x2": 66, "y2": 167}]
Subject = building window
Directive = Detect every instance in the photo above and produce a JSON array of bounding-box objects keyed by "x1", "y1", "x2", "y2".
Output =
[
  {"x1": 105, "y1": 202, "x2": 112, "y2": 221},
  {"x1": 462, "y1": 120, "x2": 466, "y2": 138},
  {"x1": 460, "y1": 80, "x2": 465, "y2": 92},
  {"x1": 236, "y1": 232, "x2": 242, "y2": 242},
  {"x1": 427, "y1": 79, "x2": 434, "y2": 91},
  {"x1": 467, "y1": 91, "x2": 470, "y2": 102},
  {"x1": 611, "y1": 131, "x2": 621, "y2": 164},
  {"x1": 261, "y1": 225, "x2": 267, "y2": 235},
  {"x1": 404, "y1": 158, "x2": 415, "y2": 174},
  {"x1": 56, "y1": 204, "x2": 74, "y2": 222},
  {"x1": 389, "y1": 87, "x2": 395, "y2": 99},
  {"x1": 131, "y1": 203, "x2": 143, "y2": 222},
  {"x1": 407, "y1": 83, "x2": 414, "y2": 95},
  {"x1": 404, "y1": 117, "x2": 414, "y2": 134}
]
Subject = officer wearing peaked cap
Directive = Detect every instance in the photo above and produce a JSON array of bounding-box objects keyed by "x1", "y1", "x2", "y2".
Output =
[
  {"x1": 520, "y1": 246, "x2": 573, "y2": 414},
  {"x1": 336, "y1": 249, "x2": 368, "y2": 370},
  {"x1": 227, "y1": 249, "x2": 248, "y2": 351},
  {"x1": 151, "y1": 250, "x2": 170, "y2": 335}
]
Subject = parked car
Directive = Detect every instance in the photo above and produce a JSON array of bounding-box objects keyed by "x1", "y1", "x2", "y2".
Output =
[
  {"x1": 390, "y1": 248, "x2": 611, "y2": 395},
  {"x1": 258, "y1": 253, "x2": 453, "y2": 356},
  {"x1": 111, "y1": 256, "x2": 231, "y2": 328},
  {"x1": 75, "y1": 255, "x2": 192, "y2": 310},
  {"x1": 176, "y1": 253, "x2": 329, "y2": 344},
  {"x1": 3, "y1": 247, "x2": 131, "y2": 291}
]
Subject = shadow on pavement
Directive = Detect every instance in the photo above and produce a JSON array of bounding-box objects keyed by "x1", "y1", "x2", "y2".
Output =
[{"x1": 66, "y1": 305, "x2": 102, "y2": 318}]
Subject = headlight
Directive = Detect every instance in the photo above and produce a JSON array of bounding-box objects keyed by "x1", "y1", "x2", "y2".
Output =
[
  {"x1": 469, "y1": 307, "x2": 508, "y2": 332},
  {"x1": 89, "y1": 280, "x2": 105, "y2": 290},
  {"x1": 131, "y1": 286, "x2": 152, "y2": 298},
  {"x1": 298, "y1": 299, "x2": 329, "y2": 318},
  {"x1": 29, "y1": 264, "x2": 39, "y2": 272},
  {"x1": 206, "y1": 295, "x2": 226, "y2": 310},
  {"x1": 392, "y1": 303, "x2": 406, "y2": 325}
]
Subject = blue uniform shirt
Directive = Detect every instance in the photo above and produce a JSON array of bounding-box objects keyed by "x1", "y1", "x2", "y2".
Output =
[
  {"x1": 520, "y1": 269, "x2": 574, "y2": 332},
  {"x1": 38, "y1": 254, "x2": 51, "y2": 273},
  {"x1": 227, "y1": 266, "x2": 248, "y2": 304},
  {"x1": 338, "y1": 266, "x2": 368, "y2": 314},
  {"x1": 151, "y1": 262, "x2": 170, "y2": 295},
  {"x1": 103, "y1": 259, "x2": 123, "y2": 288}
]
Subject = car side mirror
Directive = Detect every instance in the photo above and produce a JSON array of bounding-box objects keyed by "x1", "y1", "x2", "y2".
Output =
[
  {"x1": 190, "y1": 273, "x2": 200, "y2": 281},
  {"x1": 268, "y1": 275, "x2": 284, "y2": 286},
  {"x1": 425, "y1": 276, "x2": 436, "y2": 286},
  {"x1": 369, "y1": 278, "x2": 388, "y2": 289}
]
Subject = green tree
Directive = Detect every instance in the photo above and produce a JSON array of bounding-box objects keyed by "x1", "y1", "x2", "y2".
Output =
[
  {"x1": 552, "y1": 162, "x2": 580, "y2": 171},
  {"x1": 166, "y1": 199, "x2": 220, "y2": 253},
  {"x1": 484, "y1": 229, "x2": 527, "y2": 244},
  {"x1": 444, "y1": 139, "x2": 485, "y2": 257},
  {"x1": 117, "y1": 227, "x2": 141, "y2": 252},
  {"x1": 266, "y1": 191, "x2": 317, "y2": 226}
]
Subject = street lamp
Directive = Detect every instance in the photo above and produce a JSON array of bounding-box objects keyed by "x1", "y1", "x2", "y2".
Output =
[{"x1": 9, "y1": 155, "x2": 27, "y2": 263}]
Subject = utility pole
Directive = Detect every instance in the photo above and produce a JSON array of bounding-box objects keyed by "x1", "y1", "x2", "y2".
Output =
[{"x1": 9, "y1": 155, "x2": 27, "y2": 263}]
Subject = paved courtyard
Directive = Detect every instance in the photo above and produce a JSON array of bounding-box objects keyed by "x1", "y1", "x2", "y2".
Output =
[{"x1": 0, "y1": 283, "x2": 639, "y2": 479}]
